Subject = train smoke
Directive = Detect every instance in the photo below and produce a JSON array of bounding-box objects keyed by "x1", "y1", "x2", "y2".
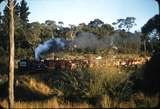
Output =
[
  {"x1": 74, "y1": 32, "x2": 112, "y2": 50},
  {"x1": 35, "y1": 32, "x2": 141, "y2": 60},
  {"x1": 35, "y1": 32, "x2": 113, "y2": 60},
  {"x1": 35, "y1": 38, "x2": 69, "y2": 60}
]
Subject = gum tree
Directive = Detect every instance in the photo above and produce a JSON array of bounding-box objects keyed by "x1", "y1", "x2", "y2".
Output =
[{"x1": 8, "y1": 0, "x2": 15, "y2": 108}]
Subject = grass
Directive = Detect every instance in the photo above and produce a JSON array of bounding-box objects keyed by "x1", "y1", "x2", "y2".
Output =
[
  {"x1": 0, "y1": 53, "x2": 159, "y2": 108},
  {"x1": 0, "y1": 98, "x2": 91, "y2": 108}
]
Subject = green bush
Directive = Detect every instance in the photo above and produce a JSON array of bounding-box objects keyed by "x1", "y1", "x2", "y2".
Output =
[
  {"x1": 103, "y1": 72, "x2": 134, "y2": 101},
  {"x1": 15, "y1": 47, "x2": 33, "y2": 59},
  {"x1": 49, "y1": 68, "x2": 135, "y2": 105}
]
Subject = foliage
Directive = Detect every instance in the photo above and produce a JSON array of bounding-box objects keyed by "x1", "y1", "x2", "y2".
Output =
[
  {"x1": 0, "y1": 59, "x2": 160, "y2": 108},
  {"x1": 141, "y1": 15, "x2": 160, "y2": 54},
  {"x1": 88, "y1": 19, "x2": 104, "y2": 28},
  {"x1": 112, "y1": 17, "x2": 136, "y2": 32},
  {"x1": 142, "y1": 15, "x2": 160, "y2": 35},
  {"x1": 19, "y1": 0, "x2": 30, "y2": 23},
  {"x1": 0, "y1": 6, "x2": 143, "y2": 57}
]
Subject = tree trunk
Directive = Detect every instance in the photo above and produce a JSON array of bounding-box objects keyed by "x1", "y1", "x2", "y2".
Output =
[
  {"x1": 144, "y1": 40, "x2": 147, "y2": 53},
  {"x1": 8, "y1": 0, "x2": 15, "y2": 108}
]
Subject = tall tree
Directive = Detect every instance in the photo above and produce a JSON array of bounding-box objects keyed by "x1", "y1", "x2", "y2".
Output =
[
  {"x1": 58, "y1": 21, "x2": 64, "y2": 29},
  {"x1": 14, "y1": 0, "x2": 20, "y2": 17},
  {"x1": 45, "y1": 20, "x2": 57, "y2": 37},
  {"x1": 112, "y1": 17, "x2": 136, "y2": 32},
  {"x1": 141, "y1": 15, "x2": 160, "y2": 53},
  {"x1": 88, "y1": 19, "x2": 104, "y2": 28},
  {"x1": 142, "y1": 15, "x2": 160, "y2": 34},
  {"x1": 19, "y1": 0, "x2": 30, "y2": 23},
  {"x1": 140, "y1": 0, "x2": 160, "y2": 54},
  {"x1": 68, "y1": 24, "x2": 76, "y2": 39},
  {"x1": 2, "y1": 0, "x2": 19, "y2": 51},
  {"x1": 8, "y1": 0, "x2": 15, "y2": 108}
]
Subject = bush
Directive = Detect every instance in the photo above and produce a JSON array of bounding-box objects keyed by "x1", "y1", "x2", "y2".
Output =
[
  {"x1": 15, "y1": 48, "x2": 33, "y2": 59},
  {"x1": 50, "y1": 69, "x2": 91, "y2": 102},
  {"x1": 51, "y1": 67, "x2": 137, "y2": 106},
  {"x1": 103, "y1": 74, "x2": 134, "y2": 101}
]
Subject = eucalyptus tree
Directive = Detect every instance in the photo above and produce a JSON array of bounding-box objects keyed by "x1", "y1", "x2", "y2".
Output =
[
  {"x1": 112, "y1": 17, "x2": 136, "y2": 32},
  {"x1": 7, "y1": 0, "x2": 15, "y2": 108},
  {"x1": 58, "y1": 21, "x2": 64, "y2": 29},
  {"x1": 19, "y1": 0, "x2": 30, "y2": 23}
]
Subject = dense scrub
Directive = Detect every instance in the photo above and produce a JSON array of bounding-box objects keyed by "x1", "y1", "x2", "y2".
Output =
[{"x1": 0, "y1": 63, "x2": 159, "y2": 108}]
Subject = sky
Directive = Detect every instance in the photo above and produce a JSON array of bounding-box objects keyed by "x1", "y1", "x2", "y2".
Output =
[{"x1": 0, "y1": 0, "x2": 158, "y2": 32}]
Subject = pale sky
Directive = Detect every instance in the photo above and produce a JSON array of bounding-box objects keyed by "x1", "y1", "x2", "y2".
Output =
[{"x1": 0, "y1": 0, "x2": 158, "y2": 32}]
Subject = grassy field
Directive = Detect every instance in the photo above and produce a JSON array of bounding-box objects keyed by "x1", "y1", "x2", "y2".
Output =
[{"x1": 0, "y1": 54, "x2": 159, "y2": 108}]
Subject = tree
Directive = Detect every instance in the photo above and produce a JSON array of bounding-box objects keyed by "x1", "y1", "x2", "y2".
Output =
[
  {"x1": 88, "y1": 18, "x2": 104, "y2": 28},
  {"x1": 112, "y1": 17, "x2": 136, "y2": 32},
  {"x1": 45, "y1": 20, "x2": 57, "y2": 37},
  {"x1": 141, "y1": 15, "x2": 160, "y2": 53},
  {"x1": 45, "y1": 20, "x2": 56, "y2": 28},
  {"x1": 40, "y1": 23, "x2": 53, "y2": 40},
  {"x1": 58, "y1": 21, "x2": 64, "y2": 29},
  {"x1": 99, "y1": 24, "x2": 114, "y2": 36},
  {"x1": 140, "y1": 0, "x2": 160, "y2": 54},
  {"x1": 2, "y1": 0, "x2": 20, "y2": 50},
  {"x1": 140, "y1": 33, "x2": 148, "y2": 53},
  {"x1": 7, "y1": 0, "x2": 15, "y2": 108},
  {"x1": 19, "y1": 0, "x2": 30, "y2": 23},
  {"x1": 68, "y1": 24, "x2": 76, "y2": 39},
  {"x1": 13, "y1": 0, "x2": 20, "y2": 16},
  {"x1": 26, "y1": 22, "x2": 42, "y2": 49},
  {"x1": 142, "y1": 15, "x2": 160, "y2": 35}
]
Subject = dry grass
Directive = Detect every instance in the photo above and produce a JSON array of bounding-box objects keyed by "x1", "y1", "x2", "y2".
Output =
[
  {"x1": 131, "y1": 92, "x2": 160, "y2": 108},
  {"x1": 0, "y1": 98, "x2": 91, "y2": 108},
  {"x1": 22, "y1": 77, "x2": 53, "y2": 95},
  {"x1": 0, "y1": 53, "x2": 159, "y2": 108}
]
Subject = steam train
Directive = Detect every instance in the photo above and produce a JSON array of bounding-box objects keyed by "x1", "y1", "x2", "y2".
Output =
[{"x1": 18, "y1": 58, "x2": 90, "y2": 72}]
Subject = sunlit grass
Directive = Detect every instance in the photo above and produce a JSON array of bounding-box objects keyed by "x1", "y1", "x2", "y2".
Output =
[
  {"x1": 0, "y1": 54, "x2": 159, "y2": 108},
  {"x1": 0, "y1": 98, "x2": 91, "y2": 108}
]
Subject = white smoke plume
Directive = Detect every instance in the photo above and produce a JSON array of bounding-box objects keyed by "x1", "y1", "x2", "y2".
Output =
[
  {"x1": 74, "y1": 32, "x2": 111, "y2": 50},
  {"x1": 35, "y1": 38, "x2": 69, "y2": 60},
  {"x1": 35, "y1": 32, "x2": 141, "y2": 60}
]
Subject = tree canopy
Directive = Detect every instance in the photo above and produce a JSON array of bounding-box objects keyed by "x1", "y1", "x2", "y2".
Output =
[
  {"x1": 142, "y1": 15, "x2": 160, "y2": 35},
  {"x1": 112, "y1": 17, "x2": 136, "y2": 32}
]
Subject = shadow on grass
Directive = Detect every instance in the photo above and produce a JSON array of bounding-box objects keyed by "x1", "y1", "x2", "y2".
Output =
[
  {"x1": 0, "y1": 69, "x2": 76, "y2": 102},
  {"x1": 28, "y1": 69, "x2": 93, "y2": 103},
  {"x1": 0, "y1": 81, "x2": 56, "y2": 102}
]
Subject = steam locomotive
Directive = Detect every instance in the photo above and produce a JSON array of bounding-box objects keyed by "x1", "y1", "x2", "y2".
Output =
[{"x1": 18, "y1": 58, "x2": 90, "y2": 72}]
